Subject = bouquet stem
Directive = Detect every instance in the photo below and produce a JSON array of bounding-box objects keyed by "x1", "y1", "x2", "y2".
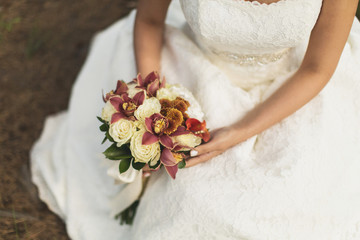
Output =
[
  {"x1": 116, "y1": 200, "x2": 140, "y2": 225},
  {"x1": 115, "y1": 176, "x2": 150, "y2": 225}
]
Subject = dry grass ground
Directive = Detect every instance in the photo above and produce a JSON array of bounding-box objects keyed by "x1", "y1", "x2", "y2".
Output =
[
  {"x1": 0, "y1": 1, "x2": 135, "y2": 239},
  {"x1": 0, "y1": 1, "x2": 359, "y2": 239}
]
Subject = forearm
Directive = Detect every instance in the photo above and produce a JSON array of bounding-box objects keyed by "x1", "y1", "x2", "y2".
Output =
[
  {"x1": 133, "y1": 14, "x2": 166, "y2": 76},
  {"x1": 230, "y1": 0, "x2": 358, "y2": 145},
  {"x1": 232, "y1": 69, "x2": 330, "y2": 143}
]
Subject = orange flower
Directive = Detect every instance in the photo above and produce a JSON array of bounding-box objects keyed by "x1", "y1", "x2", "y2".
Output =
[
  {"x1": 185, "y1": 118, "x2": 210, "y2": 142},
  {"x1": 159, "y1": 97, "x2": 190, "y2": 123},
  {"x1": 161, "y1": 108, "x2": 183, "y2": 135},
  {"x1": 173, "y1": 97, "x2": 190, "y2": 113},
  {"x1": 160, "y1": 99, "x2": 172, "y2": 109}
]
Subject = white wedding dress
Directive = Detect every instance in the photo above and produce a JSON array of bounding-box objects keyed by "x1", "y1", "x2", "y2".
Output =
[{"x1": 30, "y1": 0, "x2": 360, "y2": 239}]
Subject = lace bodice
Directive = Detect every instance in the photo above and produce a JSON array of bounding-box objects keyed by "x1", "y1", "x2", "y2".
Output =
[{"x1": 179, "y1": 0, "x2": 323, "y2": 56}]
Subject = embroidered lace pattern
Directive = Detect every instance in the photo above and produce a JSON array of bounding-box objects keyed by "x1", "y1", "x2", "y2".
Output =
[{"x1": 180, "y1": 0, "x2": 323, "y2": 63}]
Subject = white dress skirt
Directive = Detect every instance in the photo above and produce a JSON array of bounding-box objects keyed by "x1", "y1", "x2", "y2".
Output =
[{"x1": 31, "y1": 0, "x2": 360, "y2": 239}]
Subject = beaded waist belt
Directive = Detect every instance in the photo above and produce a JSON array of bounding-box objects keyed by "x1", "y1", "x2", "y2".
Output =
[{"x1": 208, "y1": 47, "x2": 291, "y2": 66}]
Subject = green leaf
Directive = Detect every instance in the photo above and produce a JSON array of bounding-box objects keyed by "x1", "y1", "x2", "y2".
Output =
[
  {"x1": 119, "y1": 158, "x2": 131, "y2": 173},
  {"x1": 106, "y1": 131, "x2": 115, "y2": 142},
  {"x1": 103, "y1": 143, "x2": 132, "y2": 160},
  {"x1": 99, "y1": 123, "x2": 109, "y2": 132},
  {"x1": 132, "y1": 160, "x2": 146, "y2": 170},
  {"x1": 178, "y1": 159, "x2": 186, "y2": 169},
  {"x1": 97, "y1": 116, "x2": 106, "y2": 124},
  {"x1": 149, "y1": 159, "x2": 160, "y2": 169},
  {"x1": 101, "y1": 136, "x2": 107, "y2": 144}
]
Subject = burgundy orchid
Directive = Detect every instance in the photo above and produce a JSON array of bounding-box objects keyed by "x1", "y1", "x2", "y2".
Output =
[
  {"x1": 103, "y1": 80, "x2": 129, "y2": 102},
  {"x1": 141, "y1": 113, "x2": 189, "y2": 179},
  {"x1": 185, "y1": 118, "x2": 211, "y2": 142},
  {"x1": 110, "y1": 91, "x2": 145, "y2": 123},
  {"x1": 169, "y1": 125, "x2": 191, "y2": 137},
  {"x1": 160, "y1": 148, "x2": 185, "y2": 179},
  {"x1": 142, "y1": 113, "x2": 174, "y2": 149},
  {"x1": 134, "y1": 71, "x2": 166, "y2": 97},
  {"x1": 142, "y1": 113, "x2": 190, "y2": 149}
]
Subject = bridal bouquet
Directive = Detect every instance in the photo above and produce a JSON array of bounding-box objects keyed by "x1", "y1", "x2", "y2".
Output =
[{"x1": 98, "y1": 71, "x2": 210, "y2": 181}]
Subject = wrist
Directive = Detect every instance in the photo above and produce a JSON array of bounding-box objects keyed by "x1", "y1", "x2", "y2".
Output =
[{"x1": 230, "y1": 123, "x2": 252, "y2": 145}]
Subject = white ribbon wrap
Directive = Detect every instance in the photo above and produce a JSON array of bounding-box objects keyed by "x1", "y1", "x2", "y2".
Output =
[{"x1": 103, "y1": 159, "x2": 143, "y2": 218}]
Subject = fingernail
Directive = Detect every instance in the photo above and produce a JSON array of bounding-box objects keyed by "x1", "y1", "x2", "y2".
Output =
[
  {"x1": 143, "y1": 172, "x2": 151, "y2": 178},
  {"x1": 190, "y1": 150, "x2": 198, "y2": 157}
]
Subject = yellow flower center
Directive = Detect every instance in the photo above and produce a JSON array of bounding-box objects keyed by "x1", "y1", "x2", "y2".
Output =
[
  {"x1": 154, "y1": 119, "x2": 166, "y2": 134},
  {"x1": 123, "y1": 102, "x2": 137, "y2": 112},
  {"x1": 172, "y1": 152, "x2": 183, "y2": 164}
]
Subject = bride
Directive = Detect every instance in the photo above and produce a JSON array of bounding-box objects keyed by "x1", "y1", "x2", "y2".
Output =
[{"x1": 31, "y1": 0, "x2": 360, "y2": 239}]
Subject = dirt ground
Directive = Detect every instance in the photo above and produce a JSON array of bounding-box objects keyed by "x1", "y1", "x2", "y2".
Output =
[
  {"x1": 0, "y1": 0, "x2": 136, "y2": 239},
  {"x1": 0, "y1": 0, "x2": 359, "y2": 239}
]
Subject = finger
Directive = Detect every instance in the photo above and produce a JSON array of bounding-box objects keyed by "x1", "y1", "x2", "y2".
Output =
[
  {"x1": 191, "y1": 141, "x2": 216, "y2": 157},
  {"x1": 142, "y1": 165, "x2": 151, "y2": 171},
  {"x1": 190, "y1": 128, "x2": 224, "y2": 156},
  {"x1": 185, "y1": 151, "x2": 221, "y2": 168},
  {"x1": 142, "y1": 171, "x2": 151, "y2": 178}
]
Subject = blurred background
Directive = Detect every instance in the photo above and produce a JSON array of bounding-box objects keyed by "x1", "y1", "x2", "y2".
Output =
[{"x1": 0, "y1": 1, "x2": 359, "y2": 239}]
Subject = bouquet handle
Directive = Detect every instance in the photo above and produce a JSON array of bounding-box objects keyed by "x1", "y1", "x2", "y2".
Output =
[{"x1": 109, "y1": 170, "x2": 143, "y2": 218}]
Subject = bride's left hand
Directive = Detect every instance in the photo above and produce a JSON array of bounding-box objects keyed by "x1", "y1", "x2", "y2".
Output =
[{"x1": 185, "y1": 126, "x2": 239, "y2": 168}]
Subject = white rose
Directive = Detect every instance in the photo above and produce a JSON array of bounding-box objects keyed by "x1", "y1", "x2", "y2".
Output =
[
  {"x1": 109, "y1": 119, "x2": 137, "y2": 146},
  {"x1": 173, "y1": 133, "x2": 202, "y2": 149},
  {"x1": 156, "y1": 87, "x2": 177, "y2": 101},
  {"x1": 134, "y1": 97, "x2": 161, "y2": 123},
  {"x1": 127, "y1": 83, "x2": 143, "y2": 98},
  {"x1": 134, "y1": 120, "x2": 145, "y2": 130},
  {"x1": 101, "y1": 100, "x2": 116, "y2": 122},
  {"x1": 130, "y1": 129, "x2": 161, "y2": 164}
]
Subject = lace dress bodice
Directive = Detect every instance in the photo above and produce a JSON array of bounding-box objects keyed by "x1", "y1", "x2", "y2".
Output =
[
  {"x1": 179, "y1": 0, "x2": 323, "y2": 89},
  {"x1": 180, "y1": 0, "x2": 323, "y2": 55}
]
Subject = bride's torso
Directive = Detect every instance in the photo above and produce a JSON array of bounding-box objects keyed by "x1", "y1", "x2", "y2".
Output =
[
  {"x1": 178, "y1": 0, "x2": 323, "y2": 88},
  {"x1": 180, "y1": 0, "x2": 323, "y2": 54}
]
